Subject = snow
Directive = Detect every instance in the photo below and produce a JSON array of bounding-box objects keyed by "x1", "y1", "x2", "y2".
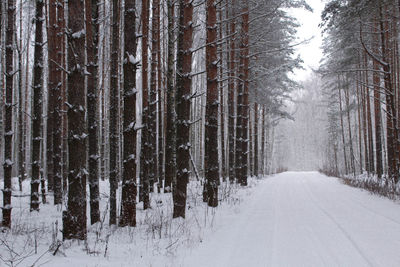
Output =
[
  {"x1": 180, "y1": 172, "x2": 400, "y2": 267},
  {"x1": 2, "y1": 172, "x2": 400, "y2": 266}
]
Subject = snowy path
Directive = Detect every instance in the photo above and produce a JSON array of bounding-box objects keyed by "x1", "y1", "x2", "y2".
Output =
[{"x1": 181, "y1": 172, "x2": 400, "y2": 267}]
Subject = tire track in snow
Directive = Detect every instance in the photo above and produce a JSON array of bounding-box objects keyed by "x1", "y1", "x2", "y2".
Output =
[{"x1": 302, "y1": 177, "x2": 376, "y2": 267}]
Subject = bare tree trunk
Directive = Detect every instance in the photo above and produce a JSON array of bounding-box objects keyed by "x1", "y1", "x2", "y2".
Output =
[
  {"x1": 120, "y1": 0, "x2": 138, "y2": 227},
  {"x1": 344, "y1": 77, "x2": 355, "y2": 176},
  {"x1": 204, "y1": 0, "x2": 219, "y2": 207},
  {"x1": 254, "y1": 103, "x2": 258, "y2": 177},
  {"x1": 47, "y1": 0, "x2": 58, "y2": 194},
  {"x1": 164, "y1": 0, "x2": 175, "y2": 193},
  {"x1": 61, "y1": 0, "x2": 68, "y2": 195},
  {"x1": 17, "y1": 0, "x2": 25, "y2": 192},
  {"x1": 140, "y1": 0, "x2": 150, "y2": 209},
  {"x1": 149, "y1": 0, "x2": 159, "y2": 192},
  {"x1": 379, "y1": 7, "x2": 398, "y2": 182},
  {"x1": 173, "y1": 0, "x2": 193, "y2": 218},
  {"x1": 2, "y1": 0, "x2": 15, "y2": 227},
  {"x1": 363, "y1": 54, "x2": 375, "y2": 174},
  {"x1": 85, "y1": 0, "x2": 100, "y2": 224},
  {"x1": 157, "y1": 0, "x2": 164, "y2": 193},
  {"x1": 218, "y1": 3, "x2": 225, "y2": 181},
  {"x1": 261, "y1": 106, "x2": 265, "y2": 175},
  {"x1": 63, "y1": 0, "x2": 87, "y2": 240},
  {"x1": 338, "y1": 83, "x2": 348, "y2": 174},
  {"x1": 109, "y1": 0, "x2": 120, "y2": 225},
  {"x1": 356, "y1": 75, "x2": 363, "y2": 173},
  {"x1": 238, "y1": 1, "x2": 250, "y2": 186},
  {"x1": 228, "y1": 0, "x2": 236, "y2": 182}
]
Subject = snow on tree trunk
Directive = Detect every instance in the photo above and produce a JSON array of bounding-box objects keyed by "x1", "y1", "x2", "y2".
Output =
[
  {"x1": 47, "y1": 0, "x2": 57, "y2": 194},
  {"x1": 2, "y1": 0, "x2": 15, "y2": 228},
  {"x1": 109, "y1": 0, "x2": 120, "y2": 225},
  {"x1": 204, "y1": 0, "x2": 219, "y2": 207},
  {"x1": 173, "y1": 0, "x2": 193, "y2": 218},
  {"x1": 149, "y1": 0, "x2": 159, "y2": 192},
  {"x1": 237, "y1": 1, "x2": 250, "y2": 186},
  {"x1": 227, "y1": 0, "x2": 236, "y2": 183},
  {"x1": 140, "y1": 0, "x2": 151, "y2": 210},
  {"x1": 164, "y1": 0, "x2": 176, "y2": 193},
  {"x1": 373, "y1": 21, "x2": 383, "y2": 178},
  {"x1": 254, "y1": 103, "x2": 258, "y2": 177},
  {"x1": 30, "y1": 0, "x2": 44, "y2": 212},
  {"x1": 120, "y1": 0, "x2": 138, "y2": 227},
  {"x1": 85, "y1": 0, "x2": 100, "y2": 224},
  {"x1": 50, "y1": 0, "x2": 64, "y2": 205},
  {"x1": 157, "y1": 0, "x2": 164, "y2": 193},
  {"x1": 63, "y1": 0, "x2": 87, "y2": 240}
]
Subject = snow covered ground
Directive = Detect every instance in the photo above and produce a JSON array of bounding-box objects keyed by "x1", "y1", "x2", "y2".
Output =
[
  {"x1": 180, "y1": 172, "x2": 400, "y2": 267},
  {"x1": 2, "y1": 172, "x2": 400, "y2": 266}
]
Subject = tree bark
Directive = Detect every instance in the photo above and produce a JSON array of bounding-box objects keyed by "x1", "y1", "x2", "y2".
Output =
[
  {"x1": 254, "y1": 103, "x2": 258, "y2": 177},
  {"x1": 63, "y1": 0, "x2": 87, "y2": 240},
  {"x1": 120, "y1": 0, "x2": 138, "y2": 227},
  {"x1": 157, "y1": 0, "x2": 164, "y2": 193},
  {"x1": 228, "y1": 0, "x2": 236, "y2": 182},
  {"x1": 149, "y1": 0, "x2": 160, "y2": 192},
  {"x1": 30, "y1": 0, "x2": 45, "y2": 212},
  {"x1": 164, "y1": 0, "x2": 176, "y2": 193},
  {"x1": 2, "y1": 0, "x2": 15, "y2": 227},
  {"x1": 140, "y1": 0, "x2": 150, "y2": 209},
  {"x1": 204, "y1": 0, "x2": 219, "y2": 207},
  {"x1": 109, "y1": 0, "x2": 120, "y2": 225},
  {"x1": 237, "y1": 1, "x2": 250, "y2": 186},
  {"x1": 173, "y1": 0, "x2": 193, "y2": 218},
  {"x1": 85, "y1": 0, "x2": 100, "y2": 224}
]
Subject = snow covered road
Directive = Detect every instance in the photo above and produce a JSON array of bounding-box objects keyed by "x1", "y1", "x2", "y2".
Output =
[{"x1": 181, "y1": 172, "x2": 400, "y2": 267}]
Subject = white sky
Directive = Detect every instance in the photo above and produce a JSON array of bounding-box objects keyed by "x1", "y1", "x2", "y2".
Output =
[{"x1": 290, "y1": 0, "x2": 325, "y2": 81}]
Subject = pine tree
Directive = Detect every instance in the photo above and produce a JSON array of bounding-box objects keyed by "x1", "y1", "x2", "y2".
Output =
[
  {"x1": 2, "y1": 0, "x2": 15, "y2": 228},
  {"x1": 30, "y1": 0, "x2": 45, "y2": 212},
  {"x1": 109, "y1": 0, "x2": 120, "y2": 225},
  {"x1": 227, "y1": 0, "x2": 236, "y2": 183},
  {"x1": 204, "y1": 0, "x2": 219, "y2": 207},
  {"x1": 63, "y1": 0, "x2": 87, "y2": 240},
  {"x1": 140, "y1": 0, "x2": 151, "y2": 209},
  {"x1": 173, "y1": 0, "x2": 194, "y2": 218},
  {"x1": 120, "y1": 0, "x2": 138, "y2": 227},
  {"x1": 85, "y1": 0, "x2": 100, "y2": 224},
  {"x1": 164, "y1": 0, "x2": 176, "y2": 193}
]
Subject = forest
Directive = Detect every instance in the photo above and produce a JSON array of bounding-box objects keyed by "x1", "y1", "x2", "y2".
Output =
[{"x1": 1, "y1": 0, "x2": 400, "y2": 266}]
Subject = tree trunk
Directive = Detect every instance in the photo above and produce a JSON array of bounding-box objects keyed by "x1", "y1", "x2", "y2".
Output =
[
  {"x1": 17, "y1": 0, "x2": 25, "y2": 192},
  {"x1": 164, "y1": 0, "x2": 176, "y2": 193},
  {"x1": 63, "y1": 0, "x2": 87, "y2": 240},
  {"x1": 30, "y1": 0, "x2": 45, "y2": 212},
  {"x1": 379, "y1": 7, "x2": 398, "y2": 183},
  {"x1": 120, "y1": 0, "x2": 137, "y2": 227},
  {"x1": 2, "y1": 0, "x2": 15, "y2": 227},
  {"x1": 149, "y1": 0, "x2": 159, "y2": 192},
  {"x1": 109, "y1": 0, "x2": 120, "y2": 225},
  {"x1": 140, "y1": 0, "x2": 150, "y2": 209},
  {"x1": 204, "y1": 0, "x2": 219, "y2": 207},
  {"x1": 373, "y1": 46, "x2": 383, "y2": 178},
  {"x1": 338, "y1": 83, "x2": 348, "y2": 174},
  {"x1": 228, "y1": 0, "x2": 236, "y2": 182},
  {"x1": 254, "y1": 103, "x2": 258, "y2": 177},
  {"x1": 219, "y1": 3, "x2": 225, "y2": 181},
  {"x1": 173, "y1": 0, "x2": 193, "y2": 218},
  {"x1": 261, "y1": 106, "x2": 266, "y2": 175},
  {"x1": 157, "y1": 0, "x2": 164, "y2": 193},
  {"x1": 85, "y1": 0, "x2": 100, "y2": 224},
  {"x1": 363, "y1": 54, "x2": 375, "y2": 174},
  {"x1": 238, "y1": 1, "x2": 250, "y2": 186},
  {"x1": 47, "y1": 0, "x2": 58, "y2": 194}
]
